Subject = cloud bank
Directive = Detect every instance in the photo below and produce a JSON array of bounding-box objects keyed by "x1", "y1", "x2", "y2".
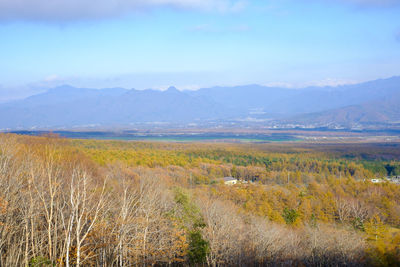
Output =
[
  {"x1": 0, "y1": 0, "x2": 397, "y2": 22},
  {"x1": 333, "y1": 0, "x2": 400, "y2": 7},
  {"x1": 0, "y1": 0, "x2": 245, "y2": 22}
]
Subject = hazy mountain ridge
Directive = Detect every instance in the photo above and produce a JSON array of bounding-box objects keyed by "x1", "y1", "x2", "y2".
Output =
[
  {"x1": 287, "y1": 91, "x2": 400, "y2": 127},
  {"x1": 0, "y1": 85, "x2": 232, "y2": 128},
  {"x1": 188, "y1": 77, "x2": 400, "y2": 115},
  {"x1": 0, "y1": 77, "x2": 399, "y2": 130}
]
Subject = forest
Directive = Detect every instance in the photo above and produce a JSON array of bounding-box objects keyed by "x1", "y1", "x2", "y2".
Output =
[{"x1": 0, "y1": 133, "x2": 399, "y2": 266}]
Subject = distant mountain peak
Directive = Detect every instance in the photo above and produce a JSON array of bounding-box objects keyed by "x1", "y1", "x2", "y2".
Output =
[
  {"x1": 1, "y1": 76, "x2": 400, "y2": 129},
  {"x1": 166, "y1": 86, "x2": 179, "y2": 92},
  {"x1": 49, "y1": 84, "x2": 76, "y2": 92},
  {"x1": 55, "y1": 84, "x2": 74, "y2": 88}
]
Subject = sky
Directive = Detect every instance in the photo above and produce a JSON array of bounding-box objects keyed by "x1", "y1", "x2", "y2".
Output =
[{"x1": 0, "y1": 0, "x2": 400, "y2": 99}]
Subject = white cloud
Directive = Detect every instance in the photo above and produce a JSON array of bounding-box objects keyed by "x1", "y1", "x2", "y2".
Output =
[
  {"x1": 302, "y1": 0, "x2": 400, "y2": 8},
  {"x1": 262, "y1": 78, "x2": 360, "y2": 89},
  {"x1": 43, "y1": 74, "x2": 61, "y2": 82},
  {"x1": 307, "y1": 78, "x2": 359, "y2": 87},
  {"x1": 330, "y1": 0, "x2": 400, "y2": 7},
  {"x1": 348, "y1": 0, "x2": 400, "y2": 6},
  {"x1": 0, "y1": 0, "x2": 245, "y2": 22}
]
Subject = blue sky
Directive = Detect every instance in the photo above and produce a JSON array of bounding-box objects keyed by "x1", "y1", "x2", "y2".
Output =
[{"x1": 0, "y1": 0, "x2": 400, "y2": 97}]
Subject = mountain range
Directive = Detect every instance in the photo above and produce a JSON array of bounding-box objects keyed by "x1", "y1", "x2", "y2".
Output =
[{"x1": 0, "y1": 76, "x2": 400, "y2": 130}]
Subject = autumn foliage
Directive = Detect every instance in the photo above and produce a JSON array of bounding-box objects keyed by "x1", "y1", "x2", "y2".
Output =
[{"x1": 0, "y1": 134, "x2": 399, "y2": 266}]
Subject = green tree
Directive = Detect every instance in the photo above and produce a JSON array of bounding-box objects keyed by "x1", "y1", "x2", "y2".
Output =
[
  {"x1": 282, "y1": 208, "x2": 299, "y2": 225},
  {"x1": 188, "y1": 230, "x2": 209, "y2": 264}
]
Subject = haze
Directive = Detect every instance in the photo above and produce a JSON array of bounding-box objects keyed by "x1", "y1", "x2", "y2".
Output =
[{"x1": 1, "y1": 0, "x2": 400, "y2": 99}]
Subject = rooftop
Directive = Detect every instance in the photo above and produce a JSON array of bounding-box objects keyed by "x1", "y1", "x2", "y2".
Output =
[{"x1": 223, "y1": 177, "x2": 237, "y2": 182}]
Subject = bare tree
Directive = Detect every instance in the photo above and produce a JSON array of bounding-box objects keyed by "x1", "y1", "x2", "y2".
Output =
[
  {"x1": 64, "y1": 168, "x2": 107, "y2": 267},
  {"x1": 199, "y1": 198, "x2": 246, "y2": 266}
]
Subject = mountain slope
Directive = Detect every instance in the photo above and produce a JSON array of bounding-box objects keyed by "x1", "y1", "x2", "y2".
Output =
[
  {"x1": 285, "y1": 92, "x2": 400, "y2": 127},
  {"x1": 0, "y1": 76, "x2": 399, "y2": 129},
  {"x1": 0, "y1": 86, "x2": 229, "y2": 128},
  {"x1": 188, "y1": 76, "x2": 400, "y2": 115}
]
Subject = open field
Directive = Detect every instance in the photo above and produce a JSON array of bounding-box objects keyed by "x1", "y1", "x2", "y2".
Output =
[{"x1": 8, "y1": 128, "x2": 400, "y2": 143}]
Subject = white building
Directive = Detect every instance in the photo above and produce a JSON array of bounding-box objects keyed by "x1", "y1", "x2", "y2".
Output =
[{"x1": 222, "y1": 177, "x2": 238, "y2": 185}]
